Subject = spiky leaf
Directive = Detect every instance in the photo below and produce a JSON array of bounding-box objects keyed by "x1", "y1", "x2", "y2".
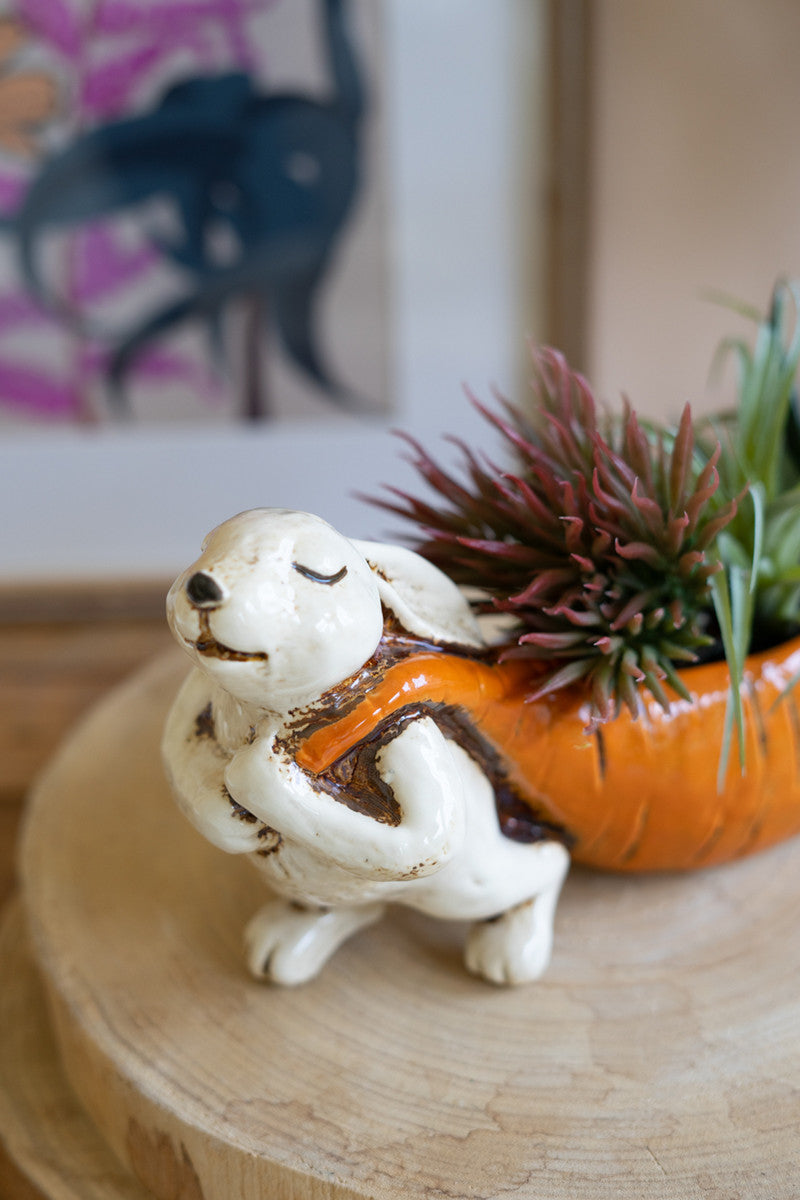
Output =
[{"x1": 370, "y1": 347, "x2": 737, "y2": 725}]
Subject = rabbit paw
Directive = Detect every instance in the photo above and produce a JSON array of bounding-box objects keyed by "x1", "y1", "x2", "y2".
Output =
[
  {"x1": 465, "y1": 896, "x2": 557, "y2": 986},
  {"x1": 244, "y1": 898, "x2": 385, "y2": 986}
]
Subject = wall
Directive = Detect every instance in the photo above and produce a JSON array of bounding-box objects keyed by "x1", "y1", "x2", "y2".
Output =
[{"x1": 586, "y1": 0, "x2": 800, "y2": 420}]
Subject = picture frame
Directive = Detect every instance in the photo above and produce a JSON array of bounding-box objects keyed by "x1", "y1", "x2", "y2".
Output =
[{"x1": 1, "y1": 0, "x2": 556, "y2": 584}]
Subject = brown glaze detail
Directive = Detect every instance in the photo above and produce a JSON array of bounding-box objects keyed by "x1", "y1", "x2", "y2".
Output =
[
  {"x1": 257, "y1": 826, "x2": 282, "y2": 856},
  {"x1": 126, "y1": 1117, "x2": 205, "y2": 1200},
  {"x1": 288, "y1": 632, "x2": 800, "y2": 871},
  {"x1": 281, "y1": 618, "x2": 563, "y2": 840},
  {"x1": 689, "y1": 810, "x2": 727, "y2": 867},
  {"x1": 617, "y1": 803, "x2": 651, "y2": 865},
  {"x1": 496, "y1": 781, "x2": 567, "y2": 845},
  {"x1": 379, "y1": 608, "x2": 498, "y2": 659},
  {"x1": 275, "y1": 611, "x2": 510, "y2": 829},
  {"x1": 194, "y1": 702, "x2": 214, "y2": 739},
  {"x1": 194, "y1": 611, "x2": 269, "y2": 662},
  {"x1": 309, "y1": 712, "x2": 408, "y2": 825},
  {"x1": 593, "y1": 726, "x2": 607, "y2": 782},
  {"x1": 411, "y1": 701, "x2": 569, "y2": 844},
  {"x1": 304, "y1": 699, "x2": 567, "y2": 842},
  {"x1": 257, "y1": 840, "x2": 282, "y2": 858},
  {"x1": 223, "y1": 784, "x2": 258, "y2": 823},
  {"x1": 736, "y1": 807, "x2": 768, "y2": 862},
  {"x1": 284, "y1": 606, "x2": 497, "y2": 745}
]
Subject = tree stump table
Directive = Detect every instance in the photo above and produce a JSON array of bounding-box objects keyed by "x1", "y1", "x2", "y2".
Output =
[{"x1": 2, "y1": 653, "x2": 800, "y2": 1198}]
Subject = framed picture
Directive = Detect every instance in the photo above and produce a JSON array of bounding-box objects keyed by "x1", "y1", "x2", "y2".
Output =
[{"x1": 0, "y1": 0, "x2": 553, "y2": 583}]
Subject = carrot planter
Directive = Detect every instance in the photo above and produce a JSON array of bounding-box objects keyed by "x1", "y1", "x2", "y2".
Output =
[
  {"x1": 164, "y1": 507, "x2": 800, "y2": 986},
  {"x1": 163, "y1": 289, "x2": 800, "y2": 985},
  {"x1": 371, "y1": 298, "x2": 800, "y2": 880},
  {"x1": 544, "y1": 633, "x2": 800, "y2": 872},
  {"x1": 295, "y1": 632, "x2": 800, "y2": 874}
]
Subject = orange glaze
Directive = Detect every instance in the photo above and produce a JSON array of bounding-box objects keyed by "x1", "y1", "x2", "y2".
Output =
[{"x1": 295, "y1": 635, "x2": 800, "y2": 872}]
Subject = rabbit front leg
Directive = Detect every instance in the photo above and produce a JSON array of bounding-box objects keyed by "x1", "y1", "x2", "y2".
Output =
[
  {"x1": 162, "y1": 670, "x2": 269, "y2": 854},
  {"x1": 227, "y1": 716, "x2": 466, "y2": 983},
  {"x1": 243, "y1": 897, "x2": 386, "y2": 986},
  {"x1": 224, "y1": 715, "x2": 467, "y2": 880}
]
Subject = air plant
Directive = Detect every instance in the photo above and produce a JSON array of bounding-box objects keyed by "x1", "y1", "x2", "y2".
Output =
[
  {"x1": 702, "y1": 280, "x2": 800, "y2": 628},
  {"x1": 373, "y1": 348, "x2": 739, "y2": 727},
  {"x1": 699, "y1": 280, "x2": 800, "y2": 773}
]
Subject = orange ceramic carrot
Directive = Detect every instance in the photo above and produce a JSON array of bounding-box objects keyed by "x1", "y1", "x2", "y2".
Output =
[
  {"x1": 296, "y1": 634, "x2": 800, "y2": 872},
  {"x1": 361, "y1": 334, "x2": 800, "y2": 876}
]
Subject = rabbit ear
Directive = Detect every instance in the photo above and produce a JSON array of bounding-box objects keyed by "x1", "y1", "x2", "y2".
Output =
[{"x1": 351, "y1": 540, "x2": 484, "y2": 648}]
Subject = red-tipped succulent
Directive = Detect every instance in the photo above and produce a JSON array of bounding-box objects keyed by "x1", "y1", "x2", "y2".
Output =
[{"x1": 373, "y1": 348, "x2": 739, "y2": 724}]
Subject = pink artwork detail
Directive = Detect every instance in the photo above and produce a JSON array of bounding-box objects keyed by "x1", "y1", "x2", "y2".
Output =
[
  {"x1": 0, "y1": 290, "x2": 52, "y2": 330},
  {"x1": 94, "y1": 0, "x2": 266, "y2": 38},
  {"x1": 0, "y1": 0, "x2": 262, "y2": 421},
  {"x1": 0, "y1": 172, "x2": 27, "y2": 215},
  {"x1": 16, "y1": 0, "x2": 82, "y2": 59},
  {"x1": 79, "y1": 342, "x2": 222, "y2": 406},
  {"x1": 135, "y1": 345, "x2": 223, "y2": 404},
  {"x1": 72, "y1": 226, "x2": 160, "y2": 304},
  {"x1": 81, "y1": 45, "x2": 175, "y2": 118},
  {"x1": 0, "y1": 360, "x2": 80, "y2": 416},
  {"x1": 0, "y1": 0, "x2": 377, "y2": 425}
]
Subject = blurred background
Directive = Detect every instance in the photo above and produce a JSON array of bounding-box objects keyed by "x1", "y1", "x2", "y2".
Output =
[
  {"x1": 3, "y1": 0, "x2": 799, "y2": 585},
  {"x1": 0, "y1": 0, "x2": 546, "y2": 579},
  {"x1": 0, "y1": 0, "x2": 549, "y2": 875},
  {"x1": 586, "y1": 0, "x2": 800, "y2": 420},
  {"x1": 4, "y1": 0, "x2": 799, "y2": 582}
]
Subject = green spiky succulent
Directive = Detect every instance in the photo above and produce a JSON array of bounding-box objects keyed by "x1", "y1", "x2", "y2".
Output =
[
  {"x1": 702, "y1": 281, "x2": 800, "y2": 628},
  {"x1": 699, "y1": 280, "x2": 800, "y2": 773},
  {"x1": 374, "y1": 348, "x2": 739, "y2": 725}
]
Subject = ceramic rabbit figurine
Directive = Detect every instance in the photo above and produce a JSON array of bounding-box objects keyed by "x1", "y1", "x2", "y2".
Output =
[{"x1": 162, "y1": 508, "x2": 569, "y2": 986}]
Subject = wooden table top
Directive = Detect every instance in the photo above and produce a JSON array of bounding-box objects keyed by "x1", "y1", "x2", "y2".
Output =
[
  {"x1": 4, "y1": 592, "x2": 800, "y2": 1199},
  {"x1": 0, "y1": 591, "x2": 172, "y2": 1198}
]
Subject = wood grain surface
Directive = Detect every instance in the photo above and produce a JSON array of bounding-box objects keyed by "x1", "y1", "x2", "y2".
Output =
[
  {"x1": 0, "y1": 596, "x2": 170, "y2": 1197},
  {"x1": 0, "y1": 604, "x2": 171, "y2": 903},
  {"x1": 0, "y1": 899, "x2": 153, "y2": 1200},
  {"x1": 15, "y1": 652, "x2": 800, "y2": 1199}
]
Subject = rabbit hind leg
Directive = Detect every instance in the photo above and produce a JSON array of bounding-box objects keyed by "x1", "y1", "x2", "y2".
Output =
[{"x1": 464, "y1": 841, "x2": 569, "y2": 985}]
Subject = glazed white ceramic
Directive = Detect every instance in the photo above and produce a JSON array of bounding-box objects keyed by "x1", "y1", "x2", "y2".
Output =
[{"x1": 162, "y1": 509, "x2": 568, "y2": 985}]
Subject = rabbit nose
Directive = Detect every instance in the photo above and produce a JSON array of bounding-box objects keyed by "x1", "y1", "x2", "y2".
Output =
[{"x1": 186, "y1": 571, "x2": 225, "y2": 608}]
